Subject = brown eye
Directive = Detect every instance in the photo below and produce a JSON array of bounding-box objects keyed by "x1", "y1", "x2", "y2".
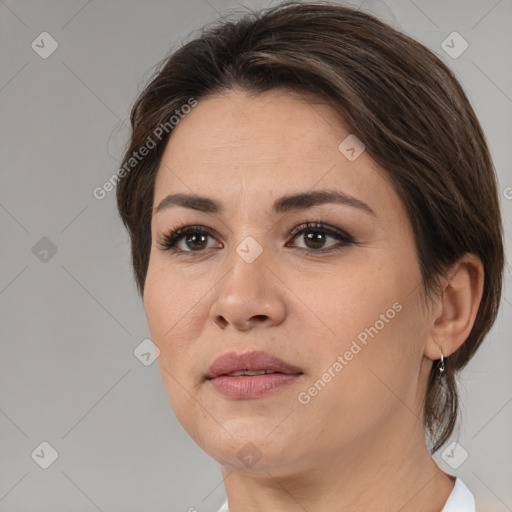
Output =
[
  {"x1": 301, "y1": 231, "x2": 329, "y2": 250},
  {"x1": 180, "y1": 232, "x2": 209, "y2": 251},
  {"x1": 158, "y1": 225, "x2": 222, "y2": 253},
  {"x1": 287, "y1": 222, "x2": 355, "y2": 253}
]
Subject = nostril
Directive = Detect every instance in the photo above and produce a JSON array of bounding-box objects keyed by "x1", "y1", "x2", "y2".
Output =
[
  {"x1": 215, "y1": 316, "x2": 229, "y2": 329},
  {"x1": 251, "y1": 314, "x2": 269, "y2": 322}
]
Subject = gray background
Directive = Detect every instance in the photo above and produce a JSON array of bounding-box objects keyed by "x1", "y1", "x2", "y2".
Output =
[{"x1": 1, "y1": 0, "x2": 511, "y2": 510}]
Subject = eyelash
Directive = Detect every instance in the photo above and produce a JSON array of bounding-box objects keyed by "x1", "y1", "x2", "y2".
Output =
[{"x1": 157, "y1": 221, "x2": 356, "y2": 256}]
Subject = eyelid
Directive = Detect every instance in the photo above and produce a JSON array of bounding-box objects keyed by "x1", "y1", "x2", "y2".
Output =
[
  {"x1": 288, "y1": 221, "x2": 355, "y2": 242},
  {"x1": 156, "y1": 224, "x2": 222, "y2": 253},
  {"x1": 157, "y1": 221, "x2": 355, "y2": 255}
]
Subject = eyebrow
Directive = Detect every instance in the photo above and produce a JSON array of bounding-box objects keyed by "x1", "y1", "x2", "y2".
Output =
[{"x1": 154, "y1": 190, "x2": 376, "y2": 217}]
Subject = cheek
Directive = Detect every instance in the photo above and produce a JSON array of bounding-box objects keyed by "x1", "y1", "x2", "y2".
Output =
[
  {"x1": 143, "y1": 266, "x2": 210, "y2": 430},
  {"x1": 300, "y1": 251, "x2": 425, "y2": 398},
  {"x1": 145, "y1": 259, "x2": 199, "y2": 333},
  {"x1": 305, "y1": 260, "x2": 401, "y2": 346},
  {"x1": 296, "y1": 299, "x2": 425, "y2": 448},
  {"x1": 143, "y1": 263, "x2": 208, "y2": 376}
]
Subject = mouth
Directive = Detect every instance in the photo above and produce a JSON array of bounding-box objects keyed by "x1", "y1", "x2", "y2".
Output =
[
  {"x1": 221, "y1": 369, "x2": 288, "y2": 376},
  {"x1": 205, "y1": 350, "x2": 304, "y2": 399}
]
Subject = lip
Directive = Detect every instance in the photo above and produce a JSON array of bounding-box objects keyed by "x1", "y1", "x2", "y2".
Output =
[{"x1": 205, "y1": 350, "x2": 304, "y2": 399}]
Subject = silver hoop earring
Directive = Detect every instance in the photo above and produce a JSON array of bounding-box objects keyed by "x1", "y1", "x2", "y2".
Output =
[{"x1": 437, "y1": 348, "x2": 445, "y2": 375}]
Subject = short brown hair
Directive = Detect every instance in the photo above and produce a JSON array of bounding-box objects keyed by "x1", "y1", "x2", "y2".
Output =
[{"x1": 116, "y1": 0, "x2": 504, "y2": 453}]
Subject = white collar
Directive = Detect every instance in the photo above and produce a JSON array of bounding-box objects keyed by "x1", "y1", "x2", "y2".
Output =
[{"x1": 441, "y1": 477, "x2": 475, "y2": 512}]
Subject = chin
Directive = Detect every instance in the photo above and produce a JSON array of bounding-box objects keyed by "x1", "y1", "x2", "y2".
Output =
[{"x1": 194, "y1": 421, "x2": 307, "y2": 476}]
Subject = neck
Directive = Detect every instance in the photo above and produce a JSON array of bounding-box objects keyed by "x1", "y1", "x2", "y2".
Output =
[{"x1": 221, "y1": 411, "x2": 455, "y2": 512}]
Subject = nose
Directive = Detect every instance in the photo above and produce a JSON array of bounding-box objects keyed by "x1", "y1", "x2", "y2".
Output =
[{"x1": 209, "y1": 245, "x2": 286, "y2": 332}]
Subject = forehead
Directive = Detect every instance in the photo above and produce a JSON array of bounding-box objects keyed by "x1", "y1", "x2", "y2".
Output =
[
  {"x1": 158, "y1": 88, "x2": 342, "y2": 172},
  {"x1": 153, "y1": 88, "x2": 395, "y2": 217}
]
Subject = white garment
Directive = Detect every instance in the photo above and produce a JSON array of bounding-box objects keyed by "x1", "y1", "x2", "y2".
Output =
[
  {"x1": 216, "y1": 476, "x2": 475, "y2": 512},
  {"x1": 441, "y1": 478, "x2": 475, "y2": 512}
]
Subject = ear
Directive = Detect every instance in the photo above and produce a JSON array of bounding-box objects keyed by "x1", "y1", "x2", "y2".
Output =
[{"x1": 424, "y1": 253, "x2": 485, "y2": 360}]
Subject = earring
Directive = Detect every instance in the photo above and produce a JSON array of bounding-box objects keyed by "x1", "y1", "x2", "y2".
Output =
[{"x1": 437, "y1": 347, "x2": 445, "y2": 375}]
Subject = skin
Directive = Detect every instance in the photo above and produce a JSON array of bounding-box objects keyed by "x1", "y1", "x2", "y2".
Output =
[{"x1": 143, "y1": 88, "x2": 484, "y2": 511}]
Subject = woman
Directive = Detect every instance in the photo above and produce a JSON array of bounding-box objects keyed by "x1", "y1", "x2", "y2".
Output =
[{"x1": 116, "y1": 2, "x2": 504, "y2": 510}]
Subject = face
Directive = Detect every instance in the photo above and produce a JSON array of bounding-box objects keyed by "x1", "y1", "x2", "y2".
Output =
[{"x1": 144, "y1": 88, "x2": 431, "y2": 476}]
